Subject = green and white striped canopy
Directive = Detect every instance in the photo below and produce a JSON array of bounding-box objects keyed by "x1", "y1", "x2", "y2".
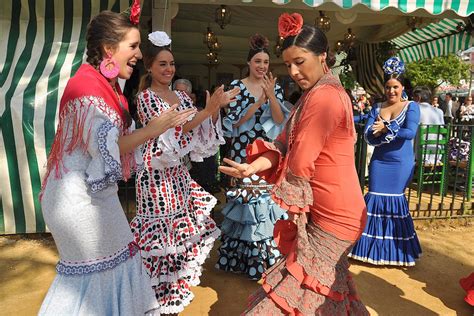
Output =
[
  {"x1": 0, "y1": 0, "x2": 131, "y2": 234},
  {"x1": 272, "y1": 0, "x2": 474, "y2": 17},
  {"x1": 392, "y1": 19, "x2": 473, "y2": 63}
]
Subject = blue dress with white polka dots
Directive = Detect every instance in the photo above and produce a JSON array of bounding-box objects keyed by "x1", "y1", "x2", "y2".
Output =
[{"x1": 216, "y1": 79, "x2": 289, "y2": 280}]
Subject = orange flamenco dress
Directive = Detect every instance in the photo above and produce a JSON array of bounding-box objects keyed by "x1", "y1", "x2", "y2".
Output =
[{"x1": 243, "y1": 74, "x2": 369, "y2": 315}]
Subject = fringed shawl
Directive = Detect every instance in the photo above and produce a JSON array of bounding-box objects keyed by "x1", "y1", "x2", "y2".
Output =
[{"x1": 41, "y1": 64, "x2": 133, "y2": 197}]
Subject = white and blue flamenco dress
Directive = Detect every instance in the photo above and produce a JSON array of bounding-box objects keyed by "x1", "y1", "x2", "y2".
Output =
[
  {"x1": 216, "y1": 79, "x2": 290, "y2": 280},
  {"x1": 349, "y1": 101, "x2": 422, "y2": 266}
]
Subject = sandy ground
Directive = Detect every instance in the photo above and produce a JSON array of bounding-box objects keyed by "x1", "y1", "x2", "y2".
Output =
[{"x1": 1, "y1": 219, "x2": 473, "y2": 316}]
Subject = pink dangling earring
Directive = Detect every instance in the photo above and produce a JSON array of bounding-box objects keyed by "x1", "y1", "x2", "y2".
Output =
[{"x1": 99, "y1": 53, "x2": 119, "y2": 79}]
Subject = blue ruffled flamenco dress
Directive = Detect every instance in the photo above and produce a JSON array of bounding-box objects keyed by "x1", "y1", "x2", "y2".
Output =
[
  {"x1": 216, "y1": 79, "x2": 289, "y2": 280},
  {"x1": 349, "y1": 101, "x2": 422, "y2": 266}
]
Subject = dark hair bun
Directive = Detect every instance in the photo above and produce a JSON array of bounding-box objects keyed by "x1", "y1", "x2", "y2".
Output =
[
  {"x1": 249, "y1": 34, "x2": 269, "y2": 50},
  {"x1": 326, "y1": 50, "x2": 336, "y2": 68}
]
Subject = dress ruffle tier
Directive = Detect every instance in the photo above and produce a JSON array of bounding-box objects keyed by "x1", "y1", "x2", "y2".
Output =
[
  {"x1": 245, "y1": 220, "x2": 369, "y2": 315},
  {"x1": 131, "y1": 182, "x2": 219, "y2": 314},
  {"x1": 39, "y1": 243, "x2": 159, "y2": 316},
  {"x1": 348, "y1": 193, "x2": 422, "y2": 266},
  {"x1": 216, "y1": 176, "x2": 287, "y2": 280}
]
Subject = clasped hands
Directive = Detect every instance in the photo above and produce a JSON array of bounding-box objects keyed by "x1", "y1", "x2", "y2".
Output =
[
  {"x1": 258, "y1": 72, "x2": 277, "y2": 105},
  {"x1": 372, "y1": 115, "x2": 389, "y2": 137}
]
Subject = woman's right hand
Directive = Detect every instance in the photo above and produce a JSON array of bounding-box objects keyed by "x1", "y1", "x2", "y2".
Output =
[
  {"x1": 218, "y1": 158, "x2": 256, "y2": 178},
  {"x1": 144, "y1": 103, "x2": 196, "y2": 139}
]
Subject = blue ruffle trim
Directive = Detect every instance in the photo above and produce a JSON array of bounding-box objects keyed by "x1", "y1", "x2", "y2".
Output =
[
  {"x1": 260, "y1": 100, "x2": 291, "y2": 140},
  {"x1": 220, "y1": 193, "x2": 287, "y2": 242},
  {"x1": 215, "y1": 236, "x2": 282, "y2": 280},
  {"x1": 349, "y1": 192, "x2": 422, "y2": 266},
  {"x1": 383, "y1": 120, "x2": 400, "y2": 143},
  {"x1": 222, "y1": 105, "x2": 256, "y2": 138},
  {"x1": 86, "y1": 120, "x2": 123, "y2": 193}
]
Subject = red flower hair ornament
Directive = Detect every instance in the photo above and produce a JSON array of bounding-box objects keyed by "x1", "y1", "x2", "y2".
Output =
[
  {"x1": 122, "y1": 0, "x2": 141, "y2": 25},
  {"x1": 278, "y1": 13, "x2": 303, "y2": 38}
]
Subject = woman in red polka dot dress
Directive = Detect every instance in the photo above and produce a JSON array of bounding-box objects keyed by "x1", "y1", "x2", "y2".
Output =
[{"x1": 129, "y1": 31, "x2": 240, "y2": 315}]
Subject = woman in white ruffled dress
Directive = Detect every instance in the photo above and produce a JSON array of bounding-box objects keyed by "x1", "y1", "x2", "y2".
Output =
[{"x1": 130, "y1": 31, "x2": 239, "y2": 315}]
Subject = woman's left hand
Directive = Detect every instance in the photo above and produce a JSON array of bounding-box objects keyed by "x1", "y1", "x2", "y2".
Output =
[
  {"x1": 262, "y1": 72, "x2": 277, "y2": 98},
  {"x1": 218, "y1": 158, "x2": 256, "y2": 178}
]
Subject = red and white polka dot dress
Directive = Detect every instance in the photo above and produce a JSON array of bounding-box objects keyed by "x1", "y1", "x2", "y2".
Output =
[{"x1": 130, "y1": 89, "x2": 222, "y2": 314}]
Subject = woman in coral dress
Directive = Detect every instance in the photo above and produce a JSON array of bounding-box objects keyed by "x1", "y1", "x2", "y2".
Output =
[
  {"x1": 220, "y1": 14, "x2": 368, "y2": 315},
  {"x1": 130, "y1": 31, "x2": 239, "y2": 315}
]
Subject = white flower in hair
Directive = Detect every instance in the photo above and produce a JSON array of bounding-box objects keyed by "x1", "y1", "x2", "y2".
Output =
[{"x1": 148, "y1": 31, "x2": 171, "y2": 47}]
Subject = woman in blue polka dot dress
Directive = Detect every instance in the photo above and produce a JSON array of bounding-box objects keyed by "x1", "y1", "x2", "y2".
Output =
[{"x1": 215, "y1": 34, "x2": 290, "y2": 280}]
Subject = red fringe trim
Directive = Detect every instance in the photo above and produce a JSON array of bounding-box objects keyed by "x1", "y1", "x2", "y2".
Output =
[{"x1": 40, "y1": 97, "x2": 131, "y2": 201}]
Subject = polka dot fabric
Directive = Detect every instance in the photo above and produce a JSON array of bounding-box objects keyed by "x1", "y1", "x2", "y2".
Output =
[
  {"x1": 217, "y1": 80, "x2": 287, "y2": 280},
  {"x1": 131, "y1": 90, "x2": 220, "y2": 314}
]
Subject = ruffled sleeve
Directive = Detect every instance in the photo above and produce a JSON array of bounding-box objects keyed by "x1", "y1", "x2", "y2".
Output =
[
  {"x1": 222, "y1": 80, "x2": 256, "y2": 138},
  {"x1": 84, "y1": 111, "x2": 123, "y2": 193},
  {"x1": 364, "y1": 101, "x2": 420, "y2": 146},
  {"x1": 273, "y1": 86, "x2": 347, "y2": 214},
  {"x1": 137, "y1": 90, "x2": 224, "y2": 170},
  {"x1": 260, "y1": 83, "x2": 290, "y2": 140},
  {"x1": 246, "y1": 127, "x2": 288, "y2": 184},
  {"x1": 189, "y1": 112, "x2": 225, "y2": 162}
]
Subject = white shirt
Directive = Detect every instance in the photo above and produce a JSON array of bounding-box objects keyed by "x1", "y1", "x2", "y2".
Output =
[
  {"x1": 445, "y1": 99, "x2": 453, "y2": 117},
  {"x1": 419, "y1": 102, "x2": 445, "y2": 125},
  {"x1": 417, "y1": 102, "x2": 445, "y2": 164}
]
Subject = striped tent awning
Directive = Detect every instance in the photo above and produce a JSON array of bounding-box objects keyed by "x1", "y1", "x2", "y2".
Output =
[
  {"x1": 272, "y1": 0, "x2": 474, "y2": 17},
  {"x1": 0, "y1": 0, "x2": 131, "y2": 234},
  {"x1": 392, "y1": 19, "x2": 473, "y2": 63}
]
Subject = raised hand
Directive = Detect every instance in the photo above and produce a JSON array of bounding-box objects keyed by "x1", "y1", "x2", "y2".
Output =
[
  {"x1": 145, "y1": 103, "x2": 196, "y2": 138},
  {"x1": 218, "y1": 158, "x2": 256, "y2": 179},
  {"x1": 262, "y1": 72, "x2": 277, "y2": 99},
  {"x1": 220, "y1": 86, "x2": 240, "y2": 108},
  {"x1": 205, "y1": 85, "x2": 240, "y2": 115}
]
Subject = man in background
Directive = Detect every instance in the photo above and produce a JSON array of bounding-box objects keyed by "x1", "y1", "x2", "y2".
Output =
[{"x1": 413, "y1": 87, "x2": 445, "y2": 164}]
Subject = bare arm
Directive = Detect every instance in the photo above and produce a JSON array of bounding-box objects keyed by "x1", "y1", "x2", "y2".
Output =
[
  {"x1": 183, "y1": 86, "x2": 240, "y2": 133},
  {"x1": 118, "y1": 104, "x2": 196, "y2": 155},
  {"x1": 219, "y1": 150, "x2": 279, "y2": 178}
]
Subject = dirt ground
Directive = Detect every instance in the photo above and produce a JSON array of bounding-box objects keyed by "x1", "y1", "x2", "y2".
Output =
[{"x1": 1, "y1": 218, "x2": 473, "y2": 316}]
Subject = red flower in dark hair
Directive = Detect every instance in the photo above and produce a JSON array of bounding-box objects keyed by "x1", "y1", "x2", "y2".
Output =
[
  {"x1": 129, "y1": 0, "x2": 141, "y2": 25},
  {"x1": 278, "y1": 13, "x2": 303, "y2": 38}
]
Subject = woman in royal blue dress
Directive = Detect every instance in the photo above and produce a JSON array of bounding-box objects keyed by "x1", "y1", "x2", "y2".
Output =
[{"x1": 349, "y1": 57, "x2": 422, "y2": 266}]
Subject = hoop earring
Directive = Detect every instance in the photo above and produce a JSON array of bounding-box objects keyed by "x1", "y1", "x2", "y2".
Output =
[{"x1": 100, "y1": 55, "x2": 119, "y2": 79}]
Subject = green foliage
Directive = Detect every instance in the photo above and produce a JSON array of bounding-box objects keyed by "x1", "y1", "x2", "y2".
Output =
[
  {"x1": 405, "y1": 54, "x2": 470, "y2": 92},
  {"x1": 339, "y1": 71, "x2": 356, "y2": 90},
  {"x1": 376, "y1": 42, "x2": 399, "y2": 65}
]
